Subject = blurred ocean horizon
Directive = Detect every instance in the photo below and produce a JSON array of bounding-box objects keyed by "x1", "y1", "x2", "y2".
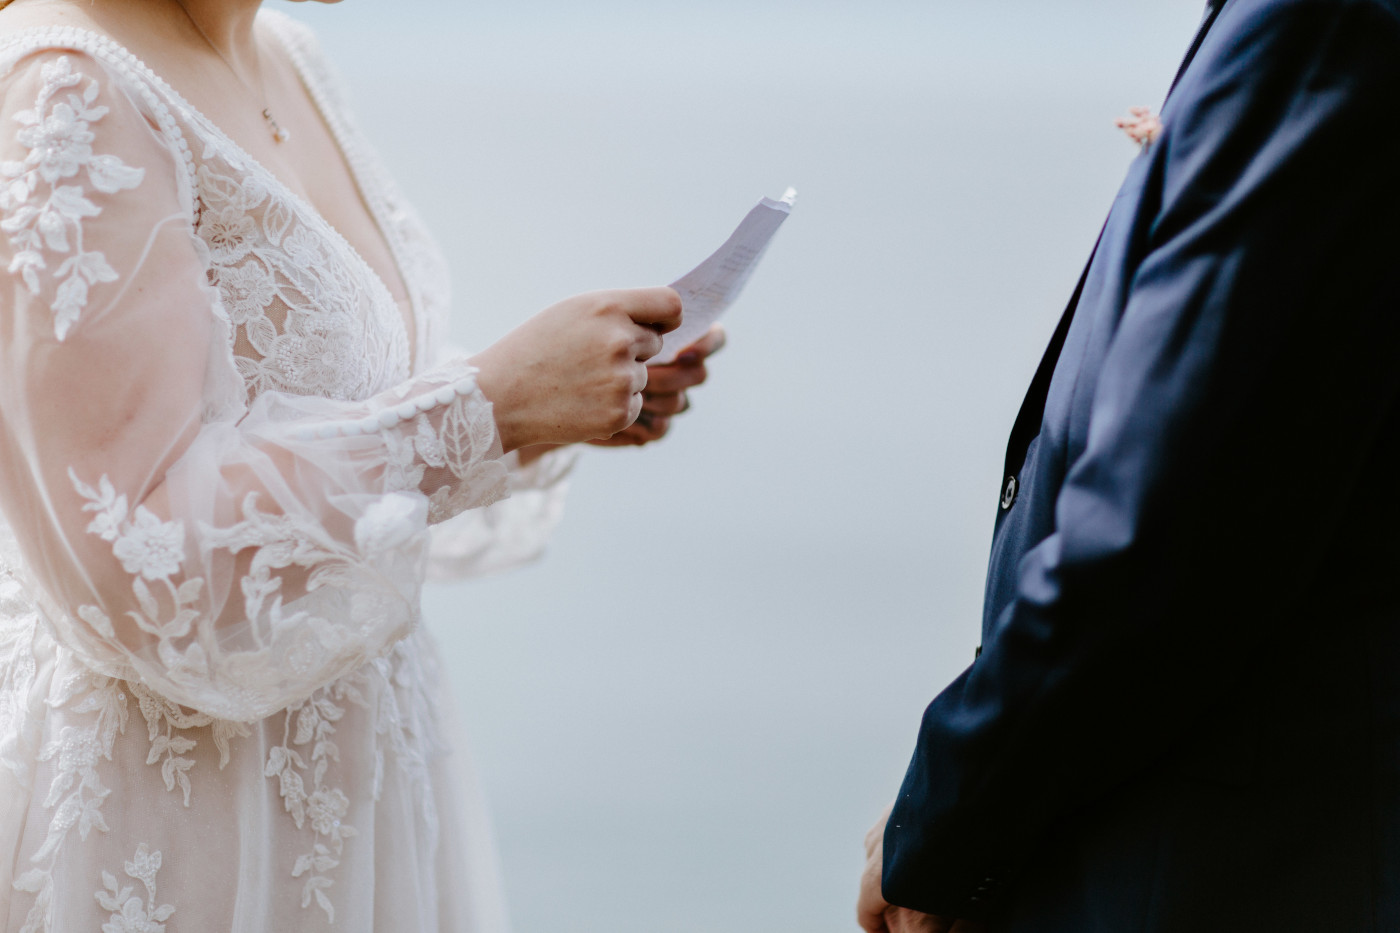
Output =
[{"x1": 276, "y1": 2, "x2": 1205, "y2": 930}]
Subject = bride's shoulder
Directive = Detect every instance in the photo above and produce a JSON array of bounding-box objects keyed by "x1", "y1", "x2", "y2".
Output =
[
  {"x1": 0, "y1": 7, "x2": 135, "y2": 88},
  {"x1": 0, "y1": 2, "x2": 110, "y2": 47},
  {"x1": 0, "y1": 11, "x2": 179, "y2": 133},
  {"x1": 0, "y1": 17, "x2": 180, "y2": 181}
]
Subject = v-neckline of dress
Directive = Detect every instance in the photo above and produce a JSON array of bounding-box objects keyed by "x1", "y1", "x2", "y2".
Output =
[{"x1": 0, "y1": 17, "x2": 422, "y2": 376}]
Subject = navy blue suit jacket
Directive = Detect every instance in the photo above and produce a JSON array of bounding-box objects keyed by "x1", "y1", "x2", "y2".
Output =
[{"x1": 883, "y1": 0, "x2": 1400, "y2": 929}]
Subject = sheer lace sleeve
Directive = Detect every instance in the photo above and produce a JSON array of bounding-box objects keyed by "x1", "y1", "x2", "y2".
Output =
[
  {"x1": 418, "y1": 342, "x2": 577, "y2": 583},
  {"x1": 263, "y1": 11, "x2": 580, "y2": 585},
  {"x1": 426, "y1": 445, "x2": 576, "y2": 582},
  {"x1": 0, "y1": 49, "x2": 509, "y2": 721}
]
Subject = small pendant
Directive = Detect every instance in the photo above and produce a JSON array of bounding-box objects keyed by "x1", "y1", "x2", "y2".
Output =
[{"x1": 263, "y1": 108, "x2": 290, "y2": 144}]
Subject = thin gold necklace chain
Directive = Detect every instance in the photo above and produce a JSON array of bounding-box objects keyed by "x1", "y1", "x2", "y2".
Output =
[{"x1": 169, "y1": 0, "x2": 289, "y2": 143}]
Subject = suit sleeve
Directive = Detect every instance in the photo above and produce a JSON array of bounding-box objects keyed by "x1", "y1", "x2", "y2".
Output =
[{"x1": 883, "y1": 0, "x2": 1400, "y2": 915}]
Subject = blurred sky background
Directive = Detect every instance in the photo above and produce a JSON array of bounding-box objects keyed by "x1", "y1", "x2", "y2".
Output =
[{"x1": 277, "y1": 2, "x2": 1205, "y2": 930}]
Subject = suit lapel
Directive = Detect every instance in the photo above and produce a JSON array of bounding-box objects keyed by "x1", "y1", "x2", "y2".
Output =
[
  {"x1": 1167, "y1": 0, "x2": 1228, "y2": 102},
  {"x1": 999, "y1": 0, "x2": 1229, "y2": 486},
  {"x1": 1001, "y1": 230, "x2": 1101, "y2": 482}
]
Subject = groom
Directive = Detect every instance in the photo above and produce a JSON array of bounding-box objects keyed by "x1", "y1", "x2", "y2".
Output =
[{"x1": 857, "y1": 0, "x2": 1400, "y2": 930}]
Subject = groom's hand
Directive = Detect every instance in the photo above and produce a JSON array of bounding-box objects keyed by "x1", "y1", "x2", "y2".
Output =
[{"x1": 858, "y1": 805, "x2": 986, "y2": 933}]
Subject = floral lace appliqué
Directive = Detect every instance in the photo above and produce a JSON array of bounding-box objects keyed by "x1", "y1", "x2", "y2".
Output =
[
  {"x1": 13, "y1": 673, "x2": 127, "y2": 933},
  {"x1": 132, "y1": 683, "x2": 250, "y2": 807},
  {"x1": 95, "y1": 843, "x2": 175, "y2": 933},
  {"x1": 196, "y1": 155, "x2": 409, "y2": 405},
  {"x1": 70, "y1": 469, "x2": 205, "y2": 664},
  {"x1": 0, "y1": 55, "x2": 144, "y2": 340},
  {"x1": 266, "y1": 690, "x2": 357, "y2": 922},
  {"x1": 260, "y1": 638, "x2": 451, "y2": 924},
  {"x1": 0, "y1": 567, "x2": 41, "y2": 782},
  {"x1": 11, "y1": 663, "x2": 244, "y2": 933}
]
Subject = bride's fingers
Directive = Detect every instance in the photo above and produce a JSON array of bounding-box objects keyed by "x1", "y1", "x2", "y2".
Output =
[
  {"x1": 585, "y1": 434, "x2": 638, "y2": 447},
  {"x1": 632, "y1": 326, "x2": 664, "y2": 362},
  {"x1": 641, "y1": 391, "x2": 689, "y2": 416},
  {"x1": 645, "y1": 325, "x2": 723, "y2": 390},
  {"x1": 625, "y1": 389, "x2": 645, "y2": 428},
  {"x1": 645, "y1": 360, "x2": 708, "y2": 393},
  {"x1": 670, "y1": 324, "x2": 726, "y2": 364},
  {"x1": 586, "y1": 414, "x2": 671, "y2": 447},
  {"x1": 631, "y1": 412, "x2": 671, "y2": 439}
]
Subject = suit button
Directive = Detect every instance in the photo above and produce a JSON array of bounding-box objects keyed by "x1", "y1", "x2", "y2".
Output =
[{"x1": 1000, "y1": 475, "x2": 1018, "y2": 510}]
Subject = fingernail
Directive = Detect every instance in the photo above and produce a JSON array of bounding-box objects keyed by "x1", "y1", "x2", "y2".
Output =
[{"x1": 677, "y1": 351, "x2": 699, "y2": 364}]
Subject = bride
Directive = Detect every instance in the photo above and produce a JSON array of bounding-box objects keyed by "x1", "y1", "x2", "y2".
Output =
[{"x1": 0, "y1": 0, "x2": 723, "y2": 930}]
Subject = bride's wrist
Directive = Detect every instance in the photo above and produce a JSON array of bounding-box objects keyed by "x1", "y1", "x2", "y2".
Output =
[{"x1": 468, "y1": 351, "x2": 529, "y2": 454}]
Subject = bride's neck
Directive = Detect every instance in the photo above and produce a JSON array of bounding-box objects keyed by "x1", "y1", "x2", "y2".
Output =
[
  {"x1": 1, "y1": 0, "x2": 266, "y2": 60},
  {"x1": 162, "y1": 0, "x2": 264, "y2": 69}
]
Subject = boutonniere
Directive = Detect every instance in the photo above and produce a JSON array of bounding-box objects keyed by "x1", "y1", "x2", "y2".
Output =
[{"x1": 1115, "y1": 106, "x2": 1163, "y2": 151}]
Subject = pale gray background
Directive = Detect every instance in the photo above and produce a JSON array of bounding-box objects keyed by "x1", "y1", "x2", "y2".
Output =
[{"x1": 279, "y1": 2, "x2": 1204, "y2": 930}]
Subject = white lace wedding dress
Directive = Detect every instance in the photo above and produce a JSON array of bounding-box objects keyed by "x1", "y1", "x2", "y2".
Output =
[{"x1": 0, "y1": 11, "x2": 574, "y2": 932}]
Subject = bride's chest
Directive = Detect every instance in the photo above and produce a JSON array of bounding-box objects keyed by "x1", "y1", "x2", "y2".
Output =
[{"x1": 191, "y1": 151, "x2": 413, "y2": 405}]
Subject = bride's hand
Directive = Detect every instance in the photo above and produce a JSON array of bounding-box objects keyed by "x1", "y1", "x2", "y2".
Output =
[
  {"x1": 471, "y1": 288, "x2": 682, "y2": 451},
  {"x1": 589, "y1": 324, "x2": 726, "y2": 447}
]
